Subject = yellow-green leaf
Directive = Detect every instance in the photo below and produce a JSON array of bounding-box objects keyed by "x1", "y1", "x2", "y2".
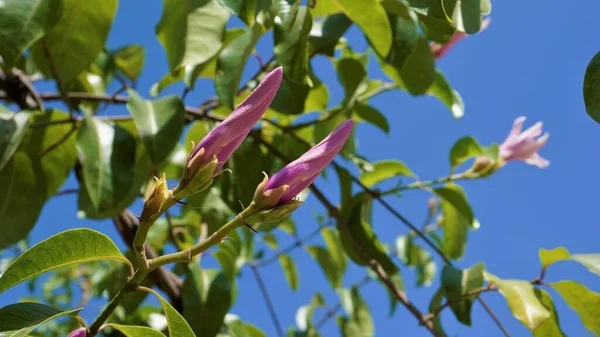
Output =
[{"x1": 552, "y1": 280, "x2": 600, "y2": 335}]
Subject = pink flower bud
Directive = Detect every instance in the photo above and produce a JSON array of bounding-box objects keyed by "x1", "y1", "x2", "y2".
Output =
[
  {"x1": 264, "y1": 120, "x2": 354, "y2": 204},
  {"x1": 68, "y1": 328, "x2": 87, "y2": 337},
  {"x1": 499, "y1": 116, "x2": 550, "y2": 168},
  {"x1": 430, "y1": 18, "x2": 490, "y2": 59},
  {"x1": 190, "y1": 67, "x2": 283, "y2": 169}
]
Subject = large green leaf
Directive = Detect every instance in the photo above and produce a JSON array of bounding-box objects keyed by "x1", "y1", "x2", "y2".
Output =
[
  {"x1": 532, "y1": 289, "x2": 566, "y2": 337},
  {"x1": 552, "y1": 280, "x2": 600, "y2": 335},
  {"x1": 441, "y1": 263, "x2": 484, "y2": 325},
  {"x1": 329, "y1": 0, "x2": 391, "y2": 56},
  {"x1": 428, "y1": 70, "x2": 465, "y2": 119},
  {"x1": 113, "y1": 45, "x2": 145, "y2": 81},
  {"x1": 445, "y1": 0, "x2": 482, "y2": 34},
  {"x1": 223, "y1": 315, "x2": 267, "y2": 337},
  {"x1": 146, "y1": 286, "x2": 196, "y2": 337},
  {"x1": 339, "y1": 287, "x2": 374, "y2": 337},
  {"x1": 274, "y1": 5, "x2": 312, "y2": 83},
  {"x1": 335, "y1": 58, "x2": 367, "y2": 107},
  {"x1": 215, "y1": 24, "x2": 263, "y2": 109},
  {"x1": 0, "y1": 0, "x2": 61, "y2": 67},
  {"x1": 309, "y1": 13, "x2": 352, "y2": 56},
  {"x1": 584, "y1": 51, "x2": 600, "y2": 124},
  {"x1": 306, "y1": 245, "x2": 343, "y2": 289},
  {"x1": 322, "y1": 227, "x2": 347, "y2": 275},
  {"x1": 0, "y1": 303, "x2": 81, "y2": 337},
  {"x1": 435, "y1": 183, "x2": 477, "y2": 259},
  {"x1": 0, "y1": 111, "x2": 31, "y2": 172},
  {"x1": 77, "y1": 113, "x2": 150, "y2": 217},
  {"x1": 31, "y1": 0, "x2": 118, "y2": 83},
  {"x1": 0, "y1": 228, "x2": 130, "y2": 294},
  {"x1": 360, "y1": 159, "x2": 414, "y2": 187},
  {"x1": 107, "y1": 324, "x2": 166, "y2": 337},
  {"x1": 539, "y1": 246, "x2": 600, "y2": 277},
  {"x1": 485, "y1": 273, "x2": 550, "y2": 329},
  {"x1": 279, "y1": 254, "x2": 299, "y2": 291},
  {"x1": 156, "y1": 0, "x2": 230, "y2": 71},
  {"x1": 0, "y1": 110, "x2": 76, "y2": 249},
  {"x1": 126, "y1": 90, "x2": 186, "y2": 165},
  {"x1": 354, "y1": 104, "x2": 389, "y2": 134}
]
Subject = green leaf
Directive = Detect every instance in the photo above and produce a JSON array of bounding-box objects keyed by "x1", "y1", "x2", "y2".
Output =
[
  {"x1": 434, "y1": 183, "x2": 476, "y2": 259},
  {"x1": 417, "y1": 13, "x2": 456, "y2": 44},
  {"x1": 0, "y1": 110, "x2": 76, "y2": 249},
  {"x1": 0, "y1": 228, "x2": 131, "y2": 294},
  {"x1": 31, "y1": 0, "x2": 118, "y2": 83},
  {"x1": 305, "y1": 71, "x2": 330, "y2": 112},
  {"x1": 360, "y1": 159, "x2": 414, "y2": 187},
  {"x1": 0, "y1": 111, "x2": 31, "y2": 172},
  {"x1": 428, "y1": 70, "x2": 465, "y2": 119},
  {"x1": 339, "y1": 287, "x2": 374, "y2": 337},
  {"x1": 190, "y1": 268, "x2": 233, "y2": 337},
  {"x1": 532, "y1": 289, "x2": 566, "y2": 337},
  {"x1": 553, "y1": 280, "x2": 600, "y2": 335},
  {"x1": 114, "y1": 45, "x2": 145, "y2": 81},
  {"x1": 441, "y1": 263, "x2": 484, "y2": 325},
  {"x1": 156, "y1": 0, "x2": 230, "y2": 71},
  {"x1": 330, "y1": 0, "x2": 392, "y2": 56},
  {"x1": 335, "y1": 58, "x2": 367, "y2": 107},
  {"x1": 77, "y1": 113, "x2": 149, "y2": 217},
  {"x1": 107, "y1": 324, "x2": 166, "y2": 337},
  {"x1": 572, "y1": 254, "x2": 600, "y2": 277},
  {"x1": 306, "y1": 245, "x2": 343, "y2": 289},
  {"x1": 394, "y1": 38, "x2": 436, "y2": 95},
  {"x1": 354, "y1": 104, "x2": 389, "y2": 134},
  {"x1": 335, "y1": 165, "x2": 353, "y2": 211},
  {"x1": 584, "y1": 51, "x2": 600, "y2": 124},
  {"x1": 145, "y1": 286, "x2": 197, "y2": 337},
  {"x1": 395, "y1": 236, "x2": 436, "y2": 286},
  {"x1": 309, "y1": 13, "x2": 352, "y2": 56},
  {"x1": 485, "y1": 273, "x2": 550, "y2": 329},
  {"x1": 126, "y1": 89, "x2": 186, "y2": 165},
  {"x1": 449, "y1": 136, "x2": 483, "y2": 171},
  {"x1": 446, "y1": 0, "x2": 482, "y2": 34},
  {"x1": 295, "y1": 293, "x2": 325, "y2": 333},
  {"x1": 0, "y1": 303, "x2": 81, "y2": 337},
  {"x1": 215, "y1": 24, "x2": 263, "y2": 109},
  {"x1": 0, "y1": 0, "x2": 61, "y2": 67},
  {"x1": 279, "y1": 254, "x2": 299, "y2": 291},
  {"x1": 339, "y1": 193, "x2": 398, "y2": 274},
  {"x1": 223, "y1": 315, "x2": 267, "y2": 337},
  {"x1": 538, "y1": 246, "x2": 600, "y2": 277},
  {"x1": 428, "y1": 289, "x2": 448, "y2": 336},
  {"x1": 322, "y1": 227, "x2": 347, "y2": 274},
  {"x1": 263, "y1": 232, "x2": 278, "y2": 250},
  {"x1": 270, "y1": 76, "x2": 311, "y2": 115},
  {"x1": 274, "y1": 6, "x2": 312, "y2": 83}
]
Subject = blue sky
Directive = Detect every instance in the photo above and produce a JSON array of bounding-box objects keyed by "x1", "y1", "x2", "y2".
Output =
[{"x1": 2, "y1": 1, "x2": 600, "y2": 336}]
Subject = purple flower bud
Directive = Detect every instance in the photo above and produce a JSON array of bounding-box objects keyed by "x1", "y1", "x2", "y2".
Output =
[
  {"x1": 265, "y1": 120, "x2": 354, "y2": 204},
  {"x1": 190, "y1": 67, "x2": 283, "y2": 169},
  {"x1": 68, "y1": 328, "x2": 87, "y2": 337},
  {"x1": 430, "y1": 18, "x2": 490, "y2": 59},
  {"x1": 499, "y1": 116, "x2": 550, "y2": 168}
]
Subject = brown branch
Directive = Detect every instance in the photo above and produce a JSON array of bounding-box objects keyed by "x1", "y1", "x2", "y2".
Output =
[
  {"x1": 478, "y1": 297, "x2": 512, "y2": 337},
  {"x1": 250, "y1": 264, "x2": 285, "y2": 337}
]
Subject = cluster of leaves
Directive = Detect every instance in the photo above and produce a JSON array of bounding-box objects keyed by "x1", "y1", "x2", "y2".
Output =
[{"x1": 2, "y1": 0, "x2": 600, "y2": 337}]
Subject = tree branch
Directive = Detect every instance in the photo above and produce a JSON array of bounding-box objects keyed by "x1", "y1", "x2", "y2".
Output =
[{"x1": 250, "y1": 264, "x2": 285, "y2": 337}]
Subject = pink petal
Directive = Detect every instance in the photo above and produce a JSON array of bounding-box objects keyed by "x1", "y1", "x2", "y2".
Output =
[{"x1": 524, "y1": 153, "x2": 550, "y2": 168}]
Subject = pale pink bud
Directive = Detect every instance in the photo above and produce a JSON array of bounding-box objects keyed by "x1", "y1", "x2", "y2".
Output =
[
  {"x1": 190, "y1": 67, "x2": 283, "y2": 168},
  {"x1": 430, "y1": 18, "x2": 490, "y2": 59},
  {"x1": 264, "y1": 120, "x2": 354, "y2": 204},
  {"x1": 68, "y1": 328, "x2": 87, "y2": 337},
  {"x1": 499, "y1": 116, "x2": 550, "y2": 168}
]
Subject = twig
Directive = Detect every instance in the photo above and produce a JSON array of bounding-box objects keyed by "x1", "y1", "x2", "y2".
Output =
[
  {"x1": 426, "y1": 284, "x2": 497, "y2": 321},
  {"x1": 53, "y1": 188, "x2": 79, "y2": 197},
  {"x1": 250, "y1": 264, "x2": 285, "y2": 337},
  {"x1": 478, "y1": 298, "x2": 512, "y2": 337}
]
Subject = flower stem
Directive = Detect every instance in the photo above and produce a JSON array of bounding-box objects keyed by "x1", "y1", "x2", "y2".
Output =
[{"x1": 381, "y1": 173, "x2": 467, "y2": 196}]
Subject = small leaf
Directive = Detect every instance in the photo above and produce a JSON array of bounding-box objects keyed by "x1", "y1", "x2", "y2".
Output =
[
  {"x1": 334, "y1": 165, "x2": 353, "y2": 211},
  {"x1": 31, "y1": 0, "x2": 118, "y2": 83},
  {"x1": 107, "y1": 324, "x2": 166, "y2": 337},
  {"x1": 539, "y1": 247, "x2": 571, "y2": 269},
  {"x1": 279, "y1": 254, "x2": 299, "y2": 291},
  {"x1": 156, "y1": 0, "x2": 230, "y2": 71},
  {"x1": 330, "y1": 0, "x2": 392, "y2": 56},
  {"x1": 305, "y1": 71, "x2": 330, "y2": 112},
  {"x1": 435, "y1": 183, "x2": 476, "y2": 259},
  {"x1": 448, "y1": 0, "x2": 482, "y2": 34},
  {"x1": 396, "y1": 236, "x2": 436, "y2": 287},
  {"x1": 354, "y1": 104, "x2": 389, "y2": 134},
  {"x1": 295, "y1": 293, "x2": 325, "y2": 332},
  {"x1": 0, "y1": 111, "x2": 31, "y2": 172},
  {"x1": 322, "y1": 227, "x2": 347, "y2": 274},
  {"x1": 441, "y1": 263, "x2": 485, "y2": 325},
  {"x1": 114, "y1": 45, "x2": 145, "y2": 81},
  {"x1": 309, "y1": 13, "x2": 352, "y2": 56},
  {"x1": 360, "y1": 159, "x2": 414, "y2": 187},
  {"x1": 0, "y1": 303, "x2": 81, "y2": 336},
  {"x1": 532, "y1": 289, "x2": 566, "y2": 337},
  {"x1": 0, "y1": 110, "x2": 76, "y2": 249},
  {"x1": 428, "y1": 70, "x2": 465, "y2": 119},
  {"x1": 274, "y1": 6, "x2": 312, "y2": 83},
  {"x1": 263, "y1": 232, "x2": 278, "y2": 250},
  {"x1": 572, "y1": 254, "x2": 600, "y2": 277},
  {"x1": 306, "y1": 245, "x2": 343, "y2": 289},
  {"x1": 339, "y1": 287, "x2": 374, "y2": 337},
  {"x1": 335, "y1": 58, "x2": 367, "y2": 107},
  {"x1": 145, "y1": 286, "x2": 197, "y2": 337},
  {"x1": 126, "y1": 89, "x2": 186, "y2": 165},
  {"x1": 428, "y1": 289, "x2": 449, "y2": 336},
  {"x1": 485, "y1": 273, "x2": 550, "y2": 329},
  {"x1": 215, "y1": 24, "x2": 263, "y2": 109},
  {"x1": 0, "y1": 0, "x2": 61, "y2": 66},
  {"x1": 0, "y1": 229, "x2": 131, "y2": 294},
  {"x1": 449, "y1": 136, "x2": 483, "y2": 171},
  {"x1": 584, "y1": 51, "x2": 600, "y2": 124},
  {"x1": 552, "y1": 281, "x2": 600, "y2": 336}
]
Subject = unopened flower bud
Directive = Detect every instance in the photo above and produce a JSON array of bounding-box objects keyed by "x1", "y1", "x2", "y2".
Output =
[
  {"x1": 252, "y1": 172, "x2": 289, "y2": 209},
  {"x1": 68, "y1": 328, "x2": 87, "y2": 337},
  {"x1": 172, "y1": 148, "x2": 219, "y2": 199},
  {"x1": 140, "y1": 174, "x2": 172, "y2": 223},
  {"x1": 245, "y1": 200, "x2": 304, "y2": 225}
]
